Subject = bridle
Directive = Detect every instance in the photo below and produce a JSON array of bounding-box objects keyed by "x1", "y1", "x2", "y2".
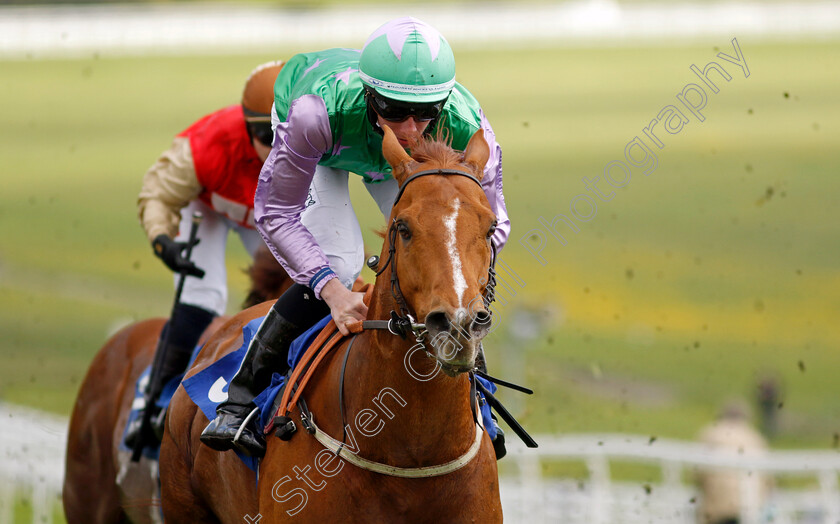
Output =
[
  {"x1": 370, "y1": 167, "x2": 498, "y2": 342},
  {"x1": 270, "y1": 167, "x2": 535, "y2": 478}
]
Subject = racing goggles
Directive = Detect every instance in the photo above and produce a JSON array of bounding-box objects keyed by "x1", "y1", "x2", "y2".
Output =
[
  {"x1": 367, "y1": 89, "x2": 446, "y2": 123},
  {"x1": 247, "y1": 121, "x2": 274, "y2": 147},
  {"x1": 243, "y1": 108, "x2": 274, "y2": 147}
]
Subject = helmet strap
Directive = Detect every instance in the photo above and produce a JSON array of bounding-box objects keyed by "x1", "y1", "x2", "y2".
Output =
[{"x1": 364, "y1": 90, "x2": 385, "y2": 137}]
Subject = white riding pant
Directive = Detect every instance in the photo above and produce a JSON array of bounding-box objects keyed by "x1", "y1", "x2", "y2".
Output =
[
  {"x1": 300, "y1": 165, "x2": 399, "y2": 289},
  {"x1": 175, "y1": 199, "x2": 264, "y2": 316}
]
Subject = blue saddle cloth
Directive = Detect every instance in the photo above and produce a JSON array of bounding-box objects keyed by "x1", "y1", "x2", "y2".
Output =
[
  {"x1": 126, "y1": 314, "x2": 498, "y2": 472},
  {"x1": 118, "y1": 364, "x2": 185, "y2": 461}
]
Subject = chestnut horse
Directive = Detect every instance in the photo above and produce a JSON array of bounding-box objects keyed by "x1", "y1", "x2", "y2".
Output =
[
  {"x1": 159, "y1": 126, "x2": 503, "y2": 523},
  {"x1": 63, "y1": 247, "x2": 293, "y2": 524}
]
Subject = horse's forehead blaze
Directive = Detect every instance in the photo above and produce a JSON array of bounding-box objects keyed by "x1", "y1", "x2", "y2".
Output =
[
  {"x1": 393, "y1": 174, "x2": 493, "y2": 308},
  {"x1": 399, "y1": 187, "x2": 491, "y2": 299},
  {"x1": 402, "y1": 197, "x2": 487, "y2": 241}
]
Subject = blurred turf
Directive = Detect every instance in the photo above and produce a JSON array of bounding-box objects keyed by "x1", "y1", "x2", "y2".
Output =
[{"x1": 1, "y1": 40, "x2": 838, "y2": 453}]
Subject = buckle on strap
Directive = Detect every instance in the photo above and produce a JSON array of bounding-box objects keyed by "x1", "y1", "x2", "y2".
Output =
[
  {"x1": 299, "y1": 412, "x2": 315, "y2": 434},
  {"x1": 273, "y1": 415, "x2": 297, "y2": 441},
  {"x1": 388, "y1": 311, "x2": 410, "y2": 339}
]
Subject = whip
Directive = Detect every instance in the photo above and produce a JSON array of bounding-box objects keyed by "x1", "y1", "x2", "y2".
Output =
[{"x1": 131, "y1": 211, "x2": 203, "y2": 462}]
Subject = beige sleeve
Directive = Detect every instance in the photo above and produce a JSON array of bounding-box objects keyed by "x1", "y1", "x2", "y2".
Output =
[{"x1": 137, "y1": 136, "x2": 203, "y2": 243}]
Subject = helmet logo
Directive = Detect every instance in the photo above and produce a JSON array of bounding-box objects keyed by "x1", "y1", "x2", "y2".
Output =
[{"x1": 363, "y1": 16, "x2": 442, "y2": 61}]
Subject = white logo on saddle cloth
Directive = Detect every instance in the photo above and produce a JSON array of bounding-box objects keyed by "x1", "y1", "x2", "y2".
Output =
[
  {"x1": 208, "y1": 376, "x2": 229, "y2": 403},
  {"x1": 131, "y1": 373, "x2": 151, "y2": 410}
]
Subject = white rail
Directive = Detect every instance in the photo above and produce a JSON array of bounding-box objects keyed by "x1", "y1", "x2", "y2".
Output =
[
  {"x1": 3, "y1": 403, "x2": 840, "y2": 523},
  {"x1": 0, "y1": 403, "x2": 67, "y2": 524},
  {"x1": 502, "y1": 433, "x2": 840, "y2": 523},
  {"x1": 1, "y1": 1, "x2": 840, "y2": 59}
]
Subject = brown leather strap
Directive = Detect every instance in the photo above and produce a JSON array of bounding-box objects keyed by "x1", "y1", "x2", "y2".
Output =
[
  {"x1": 276, "y1": 284, "x2": 376, "y2": 416},
  {"x1": 285, "y1": 329, "x2": 346, "y2": 413},
  {"x1": 277, "y1": 320, "x2": 340, "y2": 416}
]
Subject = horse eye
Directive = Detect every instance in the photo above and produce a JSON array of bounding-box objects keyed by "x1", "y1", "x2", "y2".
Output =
[
  {"x1": 396, "y1": 222, "x2": 412, "y2": 240},
  {"x1": 487, "y1": 222, "x2": 497, "y2": 239}
]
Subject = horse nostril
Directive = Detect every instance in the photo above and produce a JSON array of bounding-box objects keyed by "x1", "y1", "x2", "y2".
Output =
[
  {"x1": 471, "y1": 310, "x2": 491, "y2": 334},
  {"x1": 425, "y1": 311, "x2": 450, "y2": 334},
  {"x1": 473, "y1": 310, "x2": 491, "y2": 326}
]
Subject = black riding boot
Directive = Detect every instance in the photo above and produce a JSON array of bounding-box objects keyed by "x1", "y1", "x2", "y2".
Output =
[
  {"x1": 477, "y1": 344, "x2": 506, "y2": 460},
  {"x1": 124, "y1": 303, "x2": 214, "y2": 448},
  {"x1": 200, "y1": 284, "x2": 330, "y2": 458}
]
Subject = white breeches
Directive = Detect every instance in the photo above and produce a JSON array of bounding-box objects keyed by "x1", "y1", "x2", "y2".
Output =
[
  {"x1": 175, "y1": 200, "x2": 264, "y2": 316},
  {"x1": 301, "y1": 165, "x2": 399, "y2": 289}
]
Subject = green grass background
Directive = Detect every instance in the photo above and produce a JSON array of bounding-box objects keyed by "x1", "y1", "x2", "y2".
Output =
[{"x1": 1, "y1": 38, "x2": 838, "y2": 477}]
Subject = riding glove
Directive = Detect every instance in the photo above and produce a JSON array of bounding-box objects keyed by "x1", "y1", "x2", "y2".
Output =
[{"x1": 152, "y1": 234, "x2": 205, "y2": 278}]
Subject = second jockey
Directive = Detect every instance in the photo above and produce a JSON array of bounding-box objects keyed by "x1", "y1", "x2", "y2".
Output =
[{"x1": 126, "y1": 62, "x2": 284, "y2": 447}]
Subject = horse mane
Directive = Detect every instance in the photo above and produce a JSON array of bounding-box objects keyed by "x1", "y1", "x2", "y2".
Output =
[
  {"x1": 241, "y1": 246, "x2": 293, "y2": 309},
  {"x1": 410, "y1": 128, "x2": 462, "y2": 169}
]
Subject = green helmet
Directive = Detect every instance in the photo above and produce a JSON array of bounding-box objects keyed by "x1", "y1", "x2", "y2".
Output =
[{"x1": 359, "y1": 17, "x2": 456, "y2": 104}]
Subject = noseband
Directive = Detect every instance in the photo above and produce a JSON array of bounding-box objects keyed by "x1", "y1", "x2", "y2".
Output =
[{"x1": 371, "y1": 168, "x2": 498, "y2": 340}]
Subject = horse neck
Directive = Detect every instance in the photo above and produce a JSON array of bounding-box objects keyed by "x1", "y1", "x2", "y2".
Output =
[{"x1": 347, "y1": 278, "x2": 477, "y2": 462}]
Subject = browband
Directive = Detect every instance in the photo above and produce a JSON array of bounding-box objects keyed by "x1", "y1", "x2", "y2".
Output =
[{"x1": 392, "y1": 168, "x2": 482, "y2": 207}]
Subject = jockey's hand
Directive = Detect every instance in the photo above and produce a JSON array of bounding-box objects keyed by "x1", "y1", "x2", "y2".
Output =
[
  {"x1": 152, "y1": 234, "x2": 205, "y2": 278},
  {"x1": 320, "y1": 278, "x2": 368, "y2": 336}
]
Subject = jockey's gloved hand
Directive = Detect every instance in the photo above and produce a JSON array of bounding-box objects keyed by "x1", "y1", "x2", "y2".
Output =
[{"x1": 152, "y1": 234, "x2": 205, "y2": 278}]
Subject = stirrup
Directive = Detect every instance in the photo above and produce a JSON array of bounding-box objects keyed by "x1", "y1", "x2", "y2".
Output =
[{"x1": 233, "y1": 407, "x2": 260, "y2": 447}]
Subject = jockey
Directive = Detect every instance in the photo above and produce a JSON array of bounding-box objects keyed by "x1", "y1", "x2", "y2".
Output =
[
  {"x1": 125, "y1": 62, "x2": 284, "y2": 447},
  {"x1": 200, "y1": 17, "x2": 511, "y2": 458}
]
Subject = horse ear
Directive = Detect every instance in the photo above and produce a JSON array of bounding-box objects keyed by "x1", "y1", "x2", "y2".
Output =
[
  {"x1": 381, "y1": 126, "x2": 413, "y2": 185},
  {"x1": 463, "y1": 129, "x2": 490, "y2": 180}
]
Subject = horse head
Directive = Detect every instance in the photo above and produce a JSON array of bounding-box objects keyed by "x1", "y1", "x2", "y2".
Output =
[{"x1": 380, "y1": 126, "x2": 496, "y2": 376}]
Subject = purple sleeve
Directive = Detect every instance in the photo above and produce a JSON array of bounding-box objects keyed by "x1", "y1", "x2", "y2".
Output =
[
  {"x1": 254, "y1": 94, "x2": 338, "y2": 297},
  {"x1": 479, "y1": 111, "x2": 510, "y2": 252}
]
